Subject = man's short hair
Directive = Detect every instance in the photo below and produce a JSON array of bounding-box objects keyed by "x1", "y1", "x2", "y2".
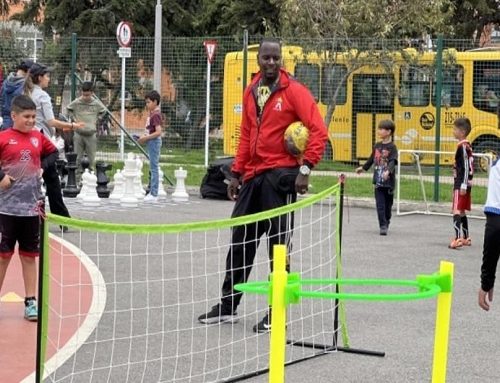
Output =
[
  {"x1": 11, "y1": 95, "x2": 36, "y2": 113},
  {"x1": 81, "y1": 81, "x2": 94, "y2": 92},
  {"x1": 454, "y1": 117, "x2": 472, "y2": 137},
  {"x1": 259, "y1": 37, "x2": 282, "y2": 51},
  {"x1": 145, "y1": 90, "x2": 161, "y2": 105}
]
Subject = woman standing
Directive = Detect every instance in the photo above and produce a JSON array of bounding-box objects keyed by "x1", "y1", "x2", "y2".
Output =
[{"x1": 24, "y1": 63, "x2": 84, "y2": 225}]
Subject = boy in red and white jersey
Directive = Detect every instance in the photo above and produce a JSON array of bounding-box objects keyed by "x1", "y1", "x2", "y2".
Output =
[{"x1": 0, "y1": 95, "x2": 58, "y2": 320}]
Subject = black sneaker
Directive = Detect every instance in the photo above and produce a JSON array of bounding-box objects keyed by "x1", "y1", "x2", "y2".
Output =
[
  {"x1": 253, "y1": 312, "x2": 271, "y2": 333},
  {"x1": 380, "y1": 226, "x2": 388, "y2": 236},
  {"x1": 198, "y1": 304, "x2": 238, "y2": 324}
]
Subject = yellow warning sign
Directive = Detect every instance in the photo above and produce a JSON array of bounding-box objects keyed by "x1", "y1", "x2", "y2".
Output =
[{"x1": 1, "y1": 292, "x2": 24, "y2": 303}]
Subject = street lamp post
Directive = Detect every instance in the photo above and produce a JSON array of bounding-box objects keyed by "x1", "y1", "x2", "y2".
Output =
[{"x1": 154, "y1": 0, "x2": 162, "y2": 92}]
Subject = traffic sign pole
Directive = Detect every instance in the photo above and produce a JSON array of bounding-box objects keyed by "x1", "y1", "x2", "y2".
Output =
[{"x1": 117, "y1": 22, "x2": 133, "y2": 161}]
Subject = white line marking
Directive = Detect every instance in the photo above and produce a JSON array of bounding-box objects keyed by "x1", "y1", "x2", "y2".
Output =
[{"x1": 21, "y1": 233, "x2": 107, "y2": 383}]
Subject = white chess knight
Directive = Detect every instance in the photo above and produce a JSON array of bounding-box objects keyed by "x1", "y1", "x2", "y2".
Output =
[
  {"x1": 109, "y1": 169, "x2": 124, "y2": 204},
  {"x1": 120, "y1": 153, "x2": 139, "y2": 207},
  {"x1": 76, "y1": 169, "x2": 91, "y2": 203},
  {"x1": 158, "y1": 166, "x2": 167, "y2": 200},
  {"x1": 172, "y1": 167, "x2": 189, "y2": 202},
  {"x1": 82, "y1": 171, "x2": 101, "y2": 207}
]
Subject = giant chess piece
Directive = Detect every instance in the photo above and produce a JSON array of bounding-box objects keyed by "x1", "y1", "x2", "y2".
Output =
[
  {"x1": 120, "y1": 153, "x2": 139, "y2": 208},
  {"x1": 134, "y1": 156, "x2": 146, "y2": 200},
  {"x1": 95, "y1": 162, "x2": 112, "y2": 198},
  {"x1": 82, "y1": 171, "x2": 101, "y2": 207},
  {"x1": 158, "y1": 166, "x2": 167, "y2": 200},
  {"x1": 62, "y1": 152, "x2": 79, "y2": 198},
  {"x1": 77, "y1": 169, "x2": 91, "y2": 203},
  {"x1": 172, "y1": 167, "x2": 189, "y2": 202},
  {"x1": 80, "y1": 154, "x2": 91, "y2": 174},
  {"x1": 55, "y1": 159, "x2": 66, "y2": 187},
  {"x1": 109, "y1": 169, "x2": 124, "y2": 204}
]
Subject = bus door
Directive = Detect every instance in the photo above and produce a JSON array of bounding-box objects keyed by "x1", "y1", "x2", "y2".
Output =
[{"x1": 352, "y1": 74, "x2": 394, "y2": 159}]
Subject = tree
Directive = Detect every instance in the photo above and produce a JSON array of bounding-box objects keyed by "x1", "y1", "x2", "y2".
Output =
[
  {"x1": 274, "y1": 0, "x2": 452, "y2": 39},
  {"x1": 446, "y1": 0, "x2": 500, "y2": 42},
  {"x1": 272, "y1": 0, "x2": 453, "y2": 139},
  {"x1": 13, "y1": 0, "x2": 154, "y2": 36},
  {"x1": 194, "y1": 0, "x2": 280, "y2": 36},
  {"x1": 0, "y1": 0, "x2": 19, "y2": 18}
]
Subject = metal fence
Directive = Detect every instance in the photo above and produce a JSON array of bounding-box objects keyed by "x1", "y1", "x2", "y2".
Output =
[{"x1": 1, "y1": 30, "x2": 500, "y2": 172}]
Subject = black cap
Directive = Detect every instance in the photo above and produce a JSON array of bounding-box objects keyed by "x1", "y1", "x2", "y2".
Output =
[
  {"x1": 18, "y1": 59, "x2": 34, "y2": 72},
  {"x1": 29, "y1": 63, "x2": 52, "y2": 77}
]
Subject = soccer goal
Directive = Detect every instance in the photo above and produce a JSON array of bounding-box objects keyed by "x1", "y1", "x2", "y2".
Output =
[
  {"x1": 396, "y1": 149, "x2": 493, "y2": 218},
  {"x1": 32, "y1": 182, "x2": 360, "y2": 383}
]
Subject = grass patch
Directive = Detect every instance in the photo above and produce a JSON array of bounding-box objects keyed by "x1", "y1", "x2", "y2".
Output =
[
  {"x1": 310, "y1": 174, "x2": 486, "y2": 204},
  {"x1": 101, "y1": 158, "x2": 486, "y2": 204}
]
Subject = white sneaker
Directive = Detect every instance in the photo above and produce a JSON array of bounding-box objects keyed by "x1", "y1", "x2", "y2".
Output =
[{"x1": 143, "y1": 194, "x2": 158, "y2": 203}]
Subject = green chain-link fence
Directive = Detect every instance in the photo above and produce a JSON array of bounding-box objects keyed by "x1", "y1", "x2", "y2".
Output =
[{"x1": 2, "y1": 30, "x2": 500, "y2": 179}]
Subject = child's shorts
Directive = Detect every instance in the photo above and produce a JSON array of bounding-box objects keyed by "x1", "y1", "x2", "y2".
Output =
[
  {"x1": 0, "y1": 214, "x2": 40, "y2": 258},
  {"x1": 452, "y1": 189, "x2": 471, "y2": 212}
]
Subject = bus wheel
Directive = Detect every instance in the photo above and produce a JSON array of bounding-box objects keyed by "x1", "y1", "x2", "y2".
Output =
[{"x1": 473, "y1": 139, "x2": 500, "y2": 172}]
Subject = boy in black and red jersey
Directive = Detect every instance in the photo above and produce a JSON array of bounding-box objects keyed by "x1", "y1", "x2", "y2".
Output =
[
  {"x1": 0, "y1": 95, "x2": 58, "y2": 321},
  {"x1": 449, "y1": 117, "x2": 474, "y2": 249}
]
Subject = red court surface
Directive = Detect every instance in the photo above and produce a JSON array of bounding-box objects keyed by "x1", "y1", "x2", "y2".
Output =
[{"x1": 0, "y1": 237, "x2": 93, "y2": 383}]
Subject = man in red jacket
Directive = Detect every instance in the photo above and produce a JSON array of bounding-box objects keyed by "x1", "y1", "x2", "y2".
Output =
[{"x1": 198, "y1": 37, "x2": 328, "y2": 332}]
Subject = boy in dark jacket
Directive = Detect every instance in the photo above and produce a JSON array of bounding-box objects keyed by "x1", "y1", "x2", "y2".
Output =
[{"x1": 356, "y1": 119, "x2": 398, "y2": 235}]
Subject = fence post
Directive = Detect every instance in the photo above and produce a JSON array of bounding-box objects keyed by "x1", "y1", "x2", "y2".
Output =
[
  {"x1": 433, "y1": 35, "x2": 444, "y2": 202},
  {"x1": 242, "y1": 29, "x2": 248, "y2": 94},
  {"x1": 71, "y1": 33, "x2": 77, "y2": 102}
]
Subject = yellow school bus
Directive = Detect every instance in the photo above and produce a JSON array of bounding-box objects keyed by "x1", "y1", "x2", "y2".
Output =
[{"x1": 223, "y1": 45, "x2": 500, "y2": 165}]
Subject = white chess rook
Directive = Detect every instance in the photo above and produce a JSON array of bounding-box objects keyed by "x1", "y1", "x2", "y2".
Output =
[
  {"x1": 120, "y1": 153, "x2": 139, "y2": 207},
  {"x1": 172, "y1": 167, "x2": 189, "y2": 202},
  {"x1": 109, "y1": 169, "x2": 124, "y2": 204},
  {"x1": 82, "y1": 171, "x2": 101, "y2": 207}
]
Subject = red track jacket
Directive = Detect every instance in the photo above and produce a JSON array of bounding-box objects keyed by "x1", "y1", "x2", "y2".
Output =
[{"x1": 232, "y1": 69, "x2": 328, "y2": 181}]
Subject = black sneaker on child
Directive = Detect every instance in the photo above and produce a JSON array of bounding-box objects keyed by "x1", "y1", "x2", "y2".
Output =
[
  {"x1": 198, "y1": 304, "x2": 238, "y2": 324},
  {"x1": 253, "y1": 311, "x2": 271, "y2": 333}
]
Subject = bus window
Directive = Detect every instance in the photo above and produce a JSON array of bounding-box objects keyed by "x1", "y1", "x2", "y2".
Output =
[
  {"x1": 399, "y1": 65, "x2": 430, "y2": 106},
  {"x1": 294, "y1": 63, "x2": 320, "y2": 101},
  {"x1": 473, "y1": 61, "x2": 500, "y2": 113},
  {"x1": 432, "y1": 65, "x2": 463, "y2": 107},
  {"x1": 321, "y1": 64, "x2": 347, "y2": 105}
]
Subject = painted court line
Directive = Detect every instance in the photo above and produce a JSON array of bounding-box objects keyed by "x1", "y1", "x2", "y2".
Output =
[{"x1": 21, "y1": 234, "x2": 107, "y2": 383}]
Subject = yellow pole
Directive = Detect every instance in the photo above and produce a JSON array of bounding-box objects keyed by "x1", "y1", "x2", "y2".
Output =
[
  {"x1": 431, "y1": 261, "x2": 454, "y2": 383},
  {"x1": 269, "y1": 244, "x2": 288, "y2": 383}
]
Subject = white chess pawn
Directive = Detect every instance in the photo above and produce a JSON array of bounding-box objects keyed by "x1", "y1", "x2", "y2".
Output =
[
  {"x1": 77, "y1": 169, "x2": 91, "y2": 203},
  {"x1": 82, "y1": 171, "x2": 101, "y2": 207},
  {"x1": 120, "y1": 153, "x2": 139, "y2": 207},
  {"x1": 109, "y1": 169, "x2": 124, "y2": 204},
  {"x1": 172, "y1": 167, "x2": 189, "y2": 202},
  {"x1": 158, "y1": 166, "x2": 167, "y2": 200}
]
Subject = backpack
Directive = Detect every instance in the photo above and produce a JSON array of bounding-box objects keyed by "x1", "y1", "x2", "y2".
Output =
[{"x1": 200, "y1": 157, "x2": 234, "y2": 200}]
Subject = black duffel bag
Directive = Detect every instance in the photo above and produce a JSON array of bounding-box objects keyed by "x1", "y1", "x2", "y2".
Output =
[{"x1": 200, "y1": 157, "x2": 234, "y2": 200}]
